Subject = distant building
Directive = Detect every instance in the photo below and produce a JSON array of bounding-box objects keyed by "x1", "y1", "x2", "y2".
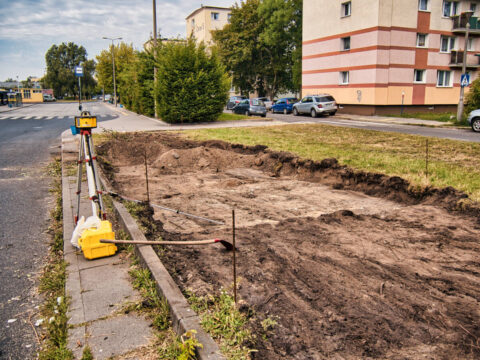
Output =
[
  {"x1": 186, "y1": 6, "x2": 231, "y2": 46},
  {"x1": 303, "y1": 0, "x2": 480, "y2": 115}
]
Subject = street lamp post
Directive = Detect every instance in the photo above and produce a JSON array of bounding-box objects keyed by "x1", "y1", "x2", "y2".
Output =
[{"x1": 102, "y1": 37, "x2": 122, "y2": 107}]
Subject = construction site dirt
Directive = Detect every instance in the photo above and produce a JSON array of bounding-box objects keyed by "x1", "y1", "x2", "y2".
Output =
[{"x1": 97, "y1": 132, "x2": 480, "y2": 360}]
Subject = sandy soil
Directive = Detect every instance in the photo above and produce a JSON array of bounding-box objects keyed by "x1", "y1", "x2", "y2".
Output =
[{"x1": 97, "y1": 132, "x2": 480, "y2": 359}]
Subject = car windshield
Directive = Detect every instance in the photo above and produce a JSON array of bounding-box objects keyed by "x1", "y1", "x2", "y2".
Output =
[
  {"x1": 251, "y1": 99, "x2": 264, "y2": 106},
  {"x1": 314, "y1": 96, "x2": 335, "y2": 102},
  {"x1": 287, "y1": 98, "x2": 298, "y2": 104}
]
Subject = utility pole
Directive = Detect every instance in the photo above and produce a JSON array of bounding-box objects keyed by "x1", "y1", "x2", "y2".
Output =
[
  {"x1": 102, "y1": 37, "x2": 122, "y2": 107},
  {"x1": 457, "y1": 15, "x2": 472, "y2": 122},
  {"x1": 153, "y1": 0, "x2": 158, "y2": 118}
]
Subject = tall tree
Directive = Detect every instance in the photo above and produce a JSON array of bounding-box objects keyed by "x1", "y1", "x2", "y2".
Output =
[
  {"x1": 212, "y1": 0, "x2": 302, "y2": 98},
  {"x1": 43, "y1": 42, "x2": 96, "y2": 98},
  {"x1": 258, "y1": 0, "x2": 302, "y2": 93}
]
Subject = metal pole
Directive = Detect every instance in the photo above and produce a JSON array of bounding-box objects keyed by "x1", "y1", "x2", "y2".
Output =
[
  {"x1": 457, "y1": 22, "x2": 471, "y2": 122},
  {"x1": 153, "y1": 0, "x2": 158, "y2": 118},
  {"x1": 111, "y1": 42, "x2": 117, "y2": 107},
  {"x1": 78, "y1": 76, "x2": 82, "y2": 111},
  {"x1": 232, "y1": 209, "x2": 237, "y2": 305}
]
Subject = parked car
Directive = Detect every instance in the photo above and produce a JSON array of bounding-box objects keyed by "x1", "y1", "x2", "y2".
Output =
[
  {"x1": 104, "y1": 94, "x2": 112, "y2": 102},
  {"x1": 271, "y1": 97, "x2": 299, "y2": 114},
  {"x1": 232, "y1": 98, "x2": 267, "y2": 117},
  {"x1": 292, "y1": 94, "x2": 337, "y2": 117},
  {"x1": 227, "y1": 96, "x2": 247, "y2": 110},
  {"x1": 255, "y1": 97, "x2": 273, "y2": 110},
  {"x1": 43, "y1": 94, "x2": 56, "y2": 102},
  {"x1": 467, "y1": 109, "x2": 480, "y2": 132}
]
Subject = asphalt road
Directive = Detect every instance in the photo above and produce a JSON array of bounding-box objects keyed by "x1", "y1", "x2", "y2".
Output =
[
  {"x1": 0, "y1": 102, "x2": 118, "y2": 359},
  {"x1": 267, "y1": 111, "x2": 480, "y2": 143}
]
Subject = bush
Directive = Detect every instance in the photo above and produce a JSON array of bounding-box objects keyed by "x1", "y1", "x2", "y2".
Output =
[
  {"x1": 464, "y1": 75, "x2": 480, "y2": 117},
  {"x1": 155, "y1": 38, "x2": 229, "y2": 123}
]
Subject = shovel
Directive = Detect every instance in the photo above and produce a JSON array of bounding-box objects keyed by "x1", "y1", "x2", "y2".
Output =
[{"x1": 100, "y1": 238, "x2": 234, "y2": 251}]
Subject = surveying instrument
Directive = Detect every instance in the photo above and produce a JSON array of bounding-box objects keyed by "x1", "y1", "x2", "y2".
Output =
[{"x1": 70, "y1": 64, "x2": 117, "y2": 259}]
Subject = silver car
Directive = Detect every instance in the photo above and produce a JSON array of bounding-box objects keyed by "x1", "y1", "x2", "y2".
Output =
[
  {"x1": 292, "y1": 94, "x2": 337, "y2": 117},
  {"x1": 467, "y1": 109, "x2": 480, "y2": 132}
]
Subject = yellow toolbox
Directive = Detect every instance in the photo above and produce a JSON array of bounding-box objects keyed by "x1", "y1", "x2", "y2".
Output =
[
  {"x1": 75, "y1": 116, "x2": 97, "y2": 129},
  {"x1": 78, "y1": 220, "x2": 117, "y2": 260}
]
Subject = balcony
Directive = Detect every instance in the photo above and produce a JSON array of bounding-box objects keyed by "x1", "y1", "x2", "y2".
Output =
[
  {"x1": 452, "y1": 13, "x2": 480, "y2": 34},
  {"x1": 449, "y1": 50, "x2": 480, "y2": 69}
]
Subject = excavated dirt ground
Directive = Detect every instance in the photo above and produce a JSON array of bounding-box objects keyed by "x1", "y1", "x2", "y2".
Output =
[{"x1": 98, "y1": 132, "x2": 480, "y2": 360}]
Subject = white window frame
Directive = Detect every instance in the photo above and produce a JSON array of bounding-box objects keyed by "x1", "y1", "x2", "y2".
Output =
[
  {"x1": 414, "y1": 69, "x2": 426, "y2": 83},
  {"x1": 468, "y1": 37, "x2": 474, "y2": 51},
  {"x1": 341, "y1": 2, "x2": 351, "y2": 17},
  {"x1": 442, "y1": 1, "x2": 459, "y2": 17},
  {"x1": 416, "y1": 33, "x2": 428, "y2": 48},
  {"x1": 340, "y1": 71, "x2": 349, "y2": 85},
  {"x1": 419, "y1": 0, "x2": 429, "y2": 11},
  {"x1": 437, "y1": 70, "x2": 452, "y2": 87},
  {"x1": 211, "y1": 12, "x2": 219, "y2": 20},
  {"x1": 440, "y1": 35, "x2": 455, "y2": 52},
  {"x1": 341, "y1": 37, "x2": 351, "y2": 51}
]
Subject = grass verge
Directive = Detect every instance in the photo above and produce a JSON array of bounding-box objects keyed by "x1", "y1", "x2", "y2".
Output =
[
  {"x1": 38, "y1": 158, "x2": 73, "y2": 360},
  {"x1": 383, "y1": 112, "x2": 457, "y2": 123},
  {"x1": 182, "y1": 124, "x2": 480, "y2": 202}
]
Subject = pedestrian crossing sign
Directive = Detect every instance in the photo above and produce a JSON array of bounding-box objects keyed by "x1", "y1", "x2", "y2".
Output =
[{"x1": 461, "y1": 73, "x2": 470, "y2": 87}]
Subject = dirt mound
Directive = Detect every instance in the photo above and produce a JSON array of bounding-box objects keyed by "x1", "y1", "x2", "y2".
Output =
[{"x1": 99, "y1": 132, "x2": 480, "y2": 359}]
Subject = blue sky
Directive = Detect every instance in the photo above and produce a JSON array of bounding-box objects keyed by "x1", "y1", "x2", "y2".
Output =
[{"x1": 0, "y1": 0, "x2": 236, "y2": 81}]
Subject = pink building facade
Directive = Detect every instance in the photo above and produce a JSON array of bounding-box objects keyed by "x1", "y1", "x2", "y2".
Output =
[{"x1": 303, "y1": 0, "x2": 480, "y2": 115}]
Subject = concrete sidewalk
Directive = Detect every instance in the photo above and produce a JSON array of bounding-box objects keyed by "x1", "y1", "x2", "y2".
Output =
[
  {"x1": 61, "y1": 132, "x2": 153, "y2": 359},
  {"x1": 0, "y1": 103, "x2": 38, "y2": 113}
]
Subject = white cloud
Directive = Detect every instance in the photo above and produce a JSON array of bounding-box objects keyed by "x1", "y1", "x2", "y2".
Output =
[{"x1": 0, "y1": 0, "x2": 236, "y2": 80}]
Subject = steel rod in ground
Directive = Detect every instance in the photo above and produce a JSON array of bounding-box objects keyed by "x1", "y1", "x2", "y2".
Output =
[
  {"x1": 426, "y1": 139, "x2": 429, "y2": 179},
  {"x1": 232, "y1": 209, "x2": 237, "y2": 305},
  {"x1": 144, "y1": 148, "x2": 150, "y2": 204}
]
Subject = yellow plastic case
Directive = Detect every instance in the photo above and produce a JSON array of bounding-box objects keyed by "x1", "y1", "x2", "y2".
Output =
[
  {"x1": 78, "y1": 220, "x2": 117, "y2": 260},
  {"x1": 75, "y1": 116, "x2": 97, "y2": 129}
]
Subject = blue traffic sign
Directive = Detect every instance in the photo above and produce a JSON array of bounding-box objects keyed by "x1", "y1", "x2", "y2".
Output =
[
  {"x1": 74, "y1": 66, "x2": 84, "y2": 77},
  {"x1": 461, "y1": 73, "x2": 470, "y2": 87}
]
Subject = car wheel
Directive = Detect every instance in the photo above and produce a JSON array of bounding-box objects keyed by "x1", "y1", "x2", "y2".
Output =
[
  {"x1": 283, "y1": 108, "x2": 288, "y2": 115},
  {"x1": 472, "y1": 118, "x2": 480, "y2": 132},
  {"x1": 246, "y1": 110, "x2": 250, "y2": 116},
  {"x1": 330, "y1": 111, "x2": 337, "y2": 116},
  {"x1": 311, "y1": 109, "x2": 317, "y2": 118},
  {"x1": 293, "y1": 108, "x2": 299, "y2": 116}
]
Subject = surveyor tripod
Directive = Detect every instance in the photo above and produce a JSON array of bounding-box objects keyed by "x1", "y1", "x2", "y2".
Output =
[{"x1": 74, "y1": 113, "x2": 106, "y2": 224}]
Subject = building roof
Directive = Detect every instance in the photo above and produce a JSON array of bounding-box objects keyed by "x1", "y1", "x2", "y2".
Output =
[{"x1": 185, "y1": 5, "x2": 231, "y2": 20}]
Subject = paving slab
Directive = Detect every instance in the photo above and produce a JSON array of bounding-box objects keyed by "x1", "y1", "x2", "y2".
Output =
[{"x1": 87, "y1": 314, "x2": 152, "y2": 359}]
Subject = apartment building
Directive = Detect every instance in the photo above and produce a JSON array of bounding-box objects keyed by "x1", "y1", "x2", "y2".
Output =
[
  {"x1": 185, "y1": 6, "x2": 231, "y2": 46},
  {"x1": 303, "y1": 0, "x2": 480, "y2": 114}
]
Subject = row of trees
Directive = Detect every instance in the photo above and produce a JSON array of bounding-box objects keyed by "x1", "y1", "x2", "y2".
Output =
[{"x1": 95, "y1": 39, "x2": 229, "y2": 122}]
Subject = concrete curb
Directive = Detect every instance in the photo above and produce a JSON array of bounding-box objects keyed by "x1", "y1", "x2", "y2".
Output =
[
  {"x1": 110, "y1": 201, "x2": 225, "y2": 360},
  {"x1": 97, "y1": 160, "x2": 225, "y2": 359}
]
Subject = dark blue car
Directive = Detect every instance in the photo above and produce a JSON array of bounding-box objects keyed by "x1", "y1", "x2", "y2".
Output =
[{"x1": 271, "y1": 97, "x2": 299, "y2": 114}]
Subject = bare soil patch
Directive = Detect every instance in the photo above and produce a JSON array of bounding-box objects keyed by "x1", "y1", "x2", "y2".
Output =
[{"x1": 98, "y1": 132, "x2": 480, "y2": 359}]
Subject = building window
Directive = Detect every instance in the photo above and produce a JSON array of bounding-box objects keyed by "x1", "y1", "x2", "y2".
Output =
[
  {"x1": 419, "y1": 0, "x2": 429, "y2": 11},
  {"x1": 227, "y1": 13, "x2": 232, "y2": 22},
  {"x1": 340, "y1": 71, "x2": 349, "y2": 84},
  {"x1": 341, "y1": 2, "x2": 351, "y2": 17},
  {"x1": 471, "y1": 3, "x2": 477, "y2": 14},
  {"x1": 23, "y1": 90, "x2": 31, "y2": 99},
  {"x1": 437, "y1": 70, "x2": 452, "y2": 87},
  {"x1": 440, "y1": 35, "x2": 455, "y2": 52},
  {"x1": 443, "y1": 1, "x2": 459, "y2": 17},
  {"x1": 468, "y1": 37, "x2": 474, "y2": 51},
  {"x1": 191, "y1": 19, "x2": 195, "y2": 28},
  {"x1": 414, "y1": 69, "x2": 426, "y2": 83},
  {"x1": 211, "y1": 12, "x2": 219, "y2": 20},
  {"x1": 341, "y1": 37, "x2": 351, "y2": 51},
  {"x1": 416, "y1": 33, "x2": 428, "y2": 47}
]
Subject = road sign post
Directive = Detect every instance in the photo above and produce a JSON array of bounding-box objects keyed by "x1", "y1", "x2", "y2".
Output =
[{"x1": 75, "y1": 65, "x2": 84, "y2": 112}]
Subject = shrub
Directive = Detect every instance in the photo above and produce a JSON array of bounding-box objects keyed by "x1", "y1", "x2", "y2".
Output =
[
  {"x1": 155, "y1": 38, "x2": 229, "y2": 123},
  {"x1": 464, "y1": 75, "x2": 480, "y2": 118}
]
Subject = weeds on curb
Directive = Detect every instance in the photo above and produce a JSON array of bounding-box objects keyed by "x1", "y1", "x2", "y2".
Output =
[
  {"x1": 186, "y1": 289, "x2": 256, "y2": 360},
  {"x1": 38, "y1": 158, "x2": 73, "y2": 360}
]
